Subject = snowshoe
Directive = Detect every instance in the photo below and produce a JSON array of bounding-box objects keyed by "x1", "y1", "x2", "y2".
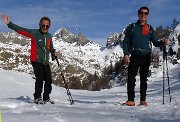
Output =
[
  {"x1": 34, "y1": 98, "x2": 45, "y2": 105},
  {"x1": 44, "y1": 99, "x2": 55, "y2": 104},
  {"x1": 122, "y1": 101, "x2": 135, "y2": 106},
  {"x1": 139, "y1": 101, "x2": 148, "y2": 106}
]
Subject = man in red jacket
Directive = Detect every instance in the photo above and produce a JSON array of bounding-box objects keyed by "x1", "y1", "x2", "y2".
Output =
[{"x1": 1, "y1": 15, "x2": 55, "y2": 104}]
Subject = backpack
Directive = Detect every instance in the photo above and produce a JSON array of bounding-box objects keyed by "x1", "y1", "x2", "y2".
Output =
[{"x1": 127, "y1": 22, "x2": 153, "y2": 53}]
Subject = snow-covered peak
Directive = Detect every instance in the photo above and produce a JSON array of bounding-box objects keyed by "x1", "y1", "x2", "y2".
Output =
[
  {"x1": 168, "y1": 23, "x2": 180, "y2": 53},
  {"x1": 53, "y1": 27, "x2": 73, "y2": 37},
  {"x1": 169, "y1": 23, "x2": 180, "y2": 40},
  {"x1": 53, "y1": 27, "x2": 91, "y2": 46}
]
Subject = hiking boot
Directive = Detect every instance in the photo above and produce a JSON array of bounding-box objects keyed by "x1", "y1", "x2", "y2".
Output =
[
  {"x1": 34, "y1": 98, "x2": 45, "y2": 104},
  {"x1": 44, "y1": 99, "x2": 55, "y2": 104},
  {"x1": 140, "y1": 101, "x2": 148, "y2": 106},
  {"x1": 123, "y1": 101, "x2": 135, "y2": 106}
]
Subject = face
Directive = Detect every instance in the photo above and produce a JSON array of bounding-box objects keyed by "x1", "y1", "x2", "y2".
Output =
[
  {"x1": 138, "y1": 8, "x2": 149, "y2": 23},
  {"x1": 40, "y1": 19, "x2": 50, "y2": 33}
]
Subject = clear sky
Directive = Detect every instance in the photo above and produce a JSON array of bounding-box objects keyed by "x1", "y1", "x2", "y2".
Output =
[{"x1": 0, "y1": 0, "x2": 179, "y2": 46}]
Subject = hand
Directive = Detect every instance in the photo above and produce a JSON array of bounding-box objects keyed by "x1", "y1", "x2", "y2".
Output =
[
  {"x1": 162, "y1": 38, "x2": 170, "y2": 45},
  {"x1": 123, "y1": 55, "x2": 130, "y2": 65},
  {"x1": 1, "y1": 15, "x2": 10, "y2": 24}
]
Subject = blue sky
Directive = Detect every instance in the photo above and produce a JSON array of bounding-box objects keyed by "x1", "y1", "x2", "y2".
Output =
[{"x1": 0, "y1": 0, "x2": 179, "y2": 46}]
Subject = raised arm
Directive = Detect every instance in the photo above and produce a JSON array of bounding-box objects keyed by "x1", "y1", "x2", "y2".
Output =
[{"x1": 1, "y1": 15, "x2": 34, "y2": 38}]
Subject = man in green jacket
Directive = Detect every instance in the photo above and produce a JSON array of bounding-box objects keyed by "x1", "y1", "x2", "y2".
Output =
[
  {"x1": 123, "y1": 6, "x2": 169, "y2": 106},
  {"x1": 1, "y1": 15, "x2": 55, "y2": 104}
]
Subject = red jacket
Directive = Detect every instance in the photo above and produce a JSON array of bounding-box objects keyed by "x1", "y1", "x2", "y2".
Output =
[{"x1": 8, "y1": 22, "x2": 54, "y2": 64}]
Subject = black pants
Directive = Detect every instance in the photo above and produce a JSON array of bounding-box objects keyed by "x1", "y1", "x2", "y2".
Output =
[
  {"x1": 31, "y1": 62, "x2": 52, "y2": 101},
  {"x1": 127, "y1": 54, "x2": 151, "y2": 102}
]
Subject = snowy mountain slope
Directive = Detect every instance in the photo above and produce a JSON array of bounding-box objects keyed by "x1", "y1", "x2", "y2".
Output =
[
  {"x1": 168, "y1": 23, "x2": 180, "y2": 53},
  {"x1": 0, "y1": 28, "x2": 124, "y2": 75},
  {"x1": 53, "y1": 28, "x2": 124, "y2": 74},
  {"x1": 53, "y1": 37, "x2": 123, "y2": 75},
  {"x1": 0, "y1": 62, "x2": 180, "y2": 122},
  {"x1": 53, "y1": 38, "x2": 102, "y2": 75},
  {"x1": 98, "y1": 45, "x2": 124, "y2": 68},
  {"x1": 169, "y1": 23, "x2": 180, "y2": 40}
]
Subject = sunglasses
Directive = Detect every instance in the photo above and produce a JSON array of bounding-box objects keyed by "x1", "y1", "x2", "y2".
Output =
[
  {"x1": 41, "y1": 24, "x2": 50, "y2": 29},
  {"x1": 139, "y1": 12, "x2": 149, "y2": 15}
]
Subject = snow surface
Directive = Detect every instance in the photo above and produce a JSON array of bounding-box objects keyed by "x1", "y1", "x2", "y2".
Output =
[{"x1": 0, "y1": 62, "x2": 180, "y2": 122}]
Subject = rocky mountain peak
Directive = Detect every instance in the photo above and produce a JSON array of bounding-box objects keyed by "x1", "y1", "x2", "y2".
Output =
[
  {"x1": 106, "y1": 32, "x2": 123, "y2": 48},
  {"x1": 53, "y1": 27, "x2": 90, "y2": 46}
]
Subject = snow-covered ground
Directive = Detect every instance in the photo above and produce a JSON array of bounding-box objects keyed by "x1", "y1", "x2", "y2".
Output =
[{"x1": 0, "y1": 62, "x2": 180, "y2": 122}]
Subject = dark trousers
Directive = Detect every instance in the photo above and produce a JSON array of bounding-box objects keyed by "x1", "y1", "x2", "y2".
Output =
[
  {"x1": 31, "y1": 62, "x2": 52, "y2": 101},
  {"x1": 127, "y1": 54, "x2": 151, "y2": 102}
]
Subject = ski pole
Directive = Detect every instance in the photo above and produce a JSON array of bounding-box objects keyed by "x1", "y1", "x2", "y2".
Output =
[
  {"x1": 54, "y1": 55, "x2": 74, "y2": 105},
  {"x1": 162, "y1": 45, "x2": 165, "y2": 105},
  {"x1": 162, "y1": 45, "x2": 171, "y2": 104},
  {"x1": 0, "y1": 106, "x2": 2, "y2": 122},
  {"x1": 164, "y1": 46, "x2": 171, "y2": 103}
]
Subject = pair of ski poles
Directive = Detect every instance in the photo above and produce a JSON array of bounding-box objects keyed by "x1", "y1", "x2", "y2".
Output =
[
  {"x1": 54, "y1": 55, "x2": 74, "y2": 105},
  {"x1": 162, "y1": 45, "x2": 171, "y2": 105}
]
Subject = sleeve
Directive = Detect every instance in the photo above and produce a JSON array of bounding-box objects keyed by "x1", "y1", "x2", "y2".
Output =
[
  {"x1": 7, "y1": 22, "x2": 33, "y2": 38},
  {"x1": 150, "y1": 26, "x2": 163, "y2": 47},
  {"x1": 50, "y1": 39, "x2": 55, "y2": 53},
  {"x1": 123, "y1": 24, "x2": 132, "y2": 55},
  {"x1": 48, "y1": 34, "x2": 54, "y2": 53},
  {"x1": 49, "y1": 37, "x2": 56, "y2": 61}
]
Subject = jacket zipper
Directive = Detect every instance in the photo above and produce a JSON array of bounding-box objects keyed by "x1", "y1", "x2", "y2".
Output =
[{"x1": 44, "y1": 35, "x2": 47, "y2": 64}]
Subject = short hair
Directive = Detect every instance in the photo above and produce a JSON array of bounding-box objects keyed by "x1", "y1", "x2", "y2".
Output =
[
  {"x1": 39, "y1": 16, "x2": 51, "y2": 25},
  {"x1": 138, "y1": 6, "x2": 149, "y2": 14}
]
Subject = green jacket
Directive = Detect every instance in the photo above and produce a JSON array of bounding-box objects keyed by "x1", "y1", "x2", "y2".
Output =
[
  {"x1": 7, "y1": 22, "x2": 54, "y2": 64},
  {"x1": 123, "y1": 20, "x2": 163, "y2": 56}
]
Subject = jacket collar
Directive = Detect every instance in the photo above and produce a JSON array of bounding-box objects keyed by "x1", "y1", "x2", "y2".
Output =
[
  {"x1": 39, "y1": 28, "x2": 47, "y2": 35},
  {"x1": 136, "y1": 20, "x2": 147, "y2": 25}
]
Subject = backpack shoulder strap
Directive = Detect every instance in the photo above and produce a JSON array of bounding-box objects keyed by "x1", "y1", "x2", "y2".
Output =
[
  {"x1": 127, "y1": 22, "x2": 135, "y2": 42},
  {"x1": 130, "y1": 23, "x2": 135, "y2": 36},
  {"x1": 148, "y1": 24, "x2": 153, "y2": 35},
  {"x1": 124, "y1": 22, "x2": 135, "y2": 37},
  {"x1": 125, "y1": 23, "x2": 135, "y2": 53},
  {"x1": 147, "y1": 24, "x2": 153, "y2": 49}
]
